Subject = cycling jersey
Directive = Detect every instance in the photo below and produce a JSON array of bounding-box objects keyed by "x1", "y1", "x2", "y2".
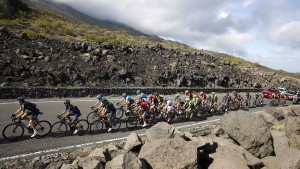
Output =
[
  {"x1": 140, "y1": 102, "x2": 149, "y2": 109},
  {"x1": 201, "y1": 94, "x2": 207, "y2": 101},
  {"x1": 176, "y1": 97, "x2": 185, "y2": 104},
  {"x1": 66, "y1": 105, "x2": 81, "y2": 121},
  {"x1": 22, "y1": 102, "x2": 39, "y2": 112},
  {"x1": 194, "y1": 98, "x2": 201, "y2": 106},
  {"x1": 126, "y1": 96, "x2": 134, "y2": 104},
  {"x1": 149, "y1": 96, "x2": 159, "y2": 105}
]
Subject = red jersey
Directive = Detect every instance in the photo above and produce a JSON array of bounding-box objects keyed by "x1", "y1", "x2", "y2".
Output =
[{"x1": 140, "y1": 102, "x2": 149, "y2": 109}]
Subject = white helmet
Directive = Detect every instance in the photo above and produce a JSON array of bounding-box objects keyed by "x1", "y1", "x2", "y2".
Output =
[{"x1": 167, "y1": 100, "x2": 172, "y2": 106}]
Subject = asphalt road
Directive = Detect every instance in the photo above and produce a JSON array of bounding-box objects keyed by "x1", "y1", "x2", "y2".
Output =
[{"x1": 0, "y1": 93, "x2": 293, "y2": 160}]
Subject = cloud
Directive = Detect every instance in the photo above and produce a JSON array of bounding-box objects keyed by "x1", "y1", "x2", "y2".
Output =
[
  {"x1": 52, "y1": 0, "x2": 300, "y2": 72},
  {"x1": 270, "y1": 21, "x2": 300, "y2": 49}
]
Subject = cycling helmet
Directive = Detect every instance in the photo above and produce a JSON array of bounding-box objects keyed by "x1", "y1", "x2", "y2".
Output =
[
  {"x1": 136, "y1": 90, "x2": 140, "y2": 95},
  {"x1": 185, "y1": 90, "x2": 189, "y2": 94},
  {"x1": 212, "y1": 92, "x2": 215, "y2": 95},
  {"x1": 200, "y1": 92, "x2": 203, "y2": 95},
  {"x1": 246, "y1": 92, "x2": 249, "y2": 96},
  {"x1": 167, "y1": 100, "x2": 172, "y2": 106},
  {"x1": 17, "y1": 96, "x2": 25, "y2": 102},
  {"x1": 102, "y1": 98, "x2": 108, "y2": 104},
  {"x1": 64, "y1": 100, "x2": 71, "y2": 105},
  {"x1": 96, "y1": 94, "x2": 102, "y2": 99},
  {"x1": 185, "y1": 97, "x2": 190, "y2": 101},
  {"x1": 122, "y1": 93, "x2": 127, "y2": 97},
  {"x1": 175, "y1": 94, "x2": 180, "y2": 98}
]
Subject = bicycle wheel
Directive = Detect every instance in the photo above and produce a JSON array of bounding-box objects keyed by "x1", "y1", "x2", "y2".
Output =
[
  {"x1": 76, "y1": 119, "x2": 89, "y2": 134},
  {"x1": 145, "y1": 114, "x2": 155, "y2": 127},
  {"x1": 115, "y1": 108, "x2": 124, "y2": 119},
  {"x1": 36, "y1": 120, "x2": 52, "y2": 137},
  {"x1": 87, "y1": 111, "x2": 99, "y2": 124},
  {"x1": 90, "y1": 120, "x2": 103, "y2": 135},
  {"x1": 111, "y1": 118, "x2": 121, "y2": 130},
  {"x1": 126, "y1": 115, "x2": 138, "y2": 130},
  {"x1": 51, "y1": 122, "x2": 67, "y2": 137},
  {"x1": 2, "y1": 123, "x2": 24, "y2": 141}
]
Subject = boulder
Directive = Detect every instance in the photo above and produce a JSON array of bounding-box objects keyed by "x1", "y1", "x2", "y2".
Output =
[
  {"x1": 87, "y1": 147, "x2": 109, "y2": 162},
  {"x1": 261, "y1": 130, "x2": 300, "y2": 169},
  {"x1": 77, "y1": 156, "x2": 104, "y2": 169},
  {"x1": 124, "y1": 132, "x2": 143, "y2": 151},
  {"x1": 145, "y1": 122, "x2": 184, "y2": 141},
  {"x1": 107, "y1": 144, "x2": 127, "y2": 160},
  {"x1": 45, "y1": 161, "x2": 64, "y2": 169},
  {"x1": 60, "y1": 163, "x2": 78, "y2": 169},
  {"x1": 285, "y1": 117, "x2": 300, "y2": 149},
  {"x1": 211, "y1": 136, "x2": 263, "y2": 169},
  {"x1": 105, "y1": 152, "x2": 146, "y2": 169},
  {"x1": 138, "y1": 138, "x2": 200, "y2": 169},
  {"x1": 221, "y1": 111, "x2": 274, "y2": 158}
]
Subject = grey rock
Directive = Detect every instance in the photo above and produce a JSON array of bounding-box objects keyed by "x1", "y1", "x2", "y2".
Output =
[
  {"x1": 221, "y1": 111, "x2": 274, "y2": 158},
  {"x1": 124, "y1": 132, "x2": 143, "y2": 151},
  {"x1": 106, "y1": 152, "x2": 146, "y2": 169}
]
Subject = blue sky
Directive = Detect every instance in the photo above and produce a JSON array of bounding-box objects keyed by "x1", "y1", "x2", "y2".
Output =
[{"x1": 55, "y1": 0, "x2": 300, "y2": 73}]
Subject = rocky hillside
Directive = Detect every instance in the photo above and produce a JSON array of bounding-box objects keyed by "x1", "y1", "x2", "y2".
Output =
[
  {"x1": 0, "y1": 0, "x2": 299, "y2": 89},
  {"x1": 1, "y1": 106, "x2": 300, "y2": 169}
]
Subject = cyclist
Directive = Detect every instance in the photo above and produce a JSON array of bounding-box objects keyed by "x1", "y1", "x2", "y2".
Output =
[
  {"x1": 279, "y1": 93, "x2": 286, "y2": 106},
  {"x1": 148, "y1": 94, "x2": 159, "y2": 115},
  {"x1": 185, "y1": 98, "x2": 195, "y2": 119},
  {"x1": 199, "y1": 92, "x2": 207, "y2": 107},
  {"x1": 11, "y1": 96, "x2": 42, "y2": 138},
  {"x1": 209, "y1": 92, "x2": 218, "y2": 112},
  {"x1": 244, "y1": 92, "x2": 251, "y2": 107},
  {"x1": 163, "y1": 100, "x2": 174, "y2": 123},
  {"x1": 236, "y1": 93, "x2": 243, "y2": 109},
  {"x1": 221, "y1": 93, "x2": 231, "y2": 112},
  {"x1": 99, "y1": 99, "x2": 116, "y2": 132},
  {"x1": 136, "y1": 100, "x2": 150, "y2": 127},
  {"x1": 91, "y1": 94, "x2": 105, "y2": 109},
  {"x1": 118, "y1": 93, "x2": 134, "y2": 113},
  {"x1": 153, "y1": 92, "x2": 165, "y2": 105},
  {"x1": 174, "y1": 94, "x2": 185, "y2": 112},
  {"x1": 185, "y1": 90, "x2": 193, "y2": 100},
  {"x1": 59, "y1": 100, "x2": 82, "y2": 135}
]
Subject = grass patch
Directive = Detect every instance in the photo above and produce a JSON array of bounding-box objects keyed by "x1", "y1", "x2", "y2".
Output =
[
  {"x1": 63, "y1": 28, "x2": 76, "y2": 36},
  {"x1": 24, "y1": 28, "x2": 36, "y2": 38},
  {"x1": 272, "y1": 124, "x2": 285, "y2": 130}
]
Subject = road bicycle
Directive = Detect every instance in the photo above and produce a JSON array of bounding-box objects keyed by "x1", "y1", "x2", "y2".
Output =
[
  {"x1": 125, "y1": 108, "x2": 155, "y2": 130},
  {"x1": 51, "y1": 115, "x2": 89, "y2": 137},
  {"x1": 2, "y1": 114, "x2": 51, "y2": 141},
  {"x1": 89, "y1": 114, "x2": 121, "y2": 134}
]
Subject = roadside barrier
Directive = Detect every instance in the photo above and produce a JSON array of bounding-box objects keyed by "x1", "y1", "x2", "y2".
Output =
[{"x1": 0, "y1": 87, "x2": 263, "y2": 99}]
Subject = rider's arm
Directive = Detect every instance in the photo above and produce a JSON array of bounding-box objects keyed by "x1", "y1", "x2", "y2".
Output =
[
  {"x1": 118, "y1": 98, "x2": 125, "y2": 104},
  {"x1": 91, "y1": 101, "x2": 100, "y2": 108},
  {"x1": 60, "y1": 109, "x2": 68, "y2": 118},
  {"x1": 14, "y1": 107, "x2": 24, "y2": 118}
]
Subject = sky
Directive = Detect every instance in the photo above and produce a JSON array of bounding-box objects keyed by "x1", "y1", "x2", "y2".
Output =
[{"x1": 54, "y1": 0, "x2": 300, "y2": 73}]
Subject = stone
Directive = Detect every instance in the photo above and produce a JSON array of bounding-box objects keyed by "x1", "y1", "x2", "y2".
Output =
[
  {"x1": 124, "y1": 132, "x2": 143, "y2": 151},
  {"x1": 221, "y1": 111, "x2": 274, "y2": 158},
  {"x1": 145, "y1": 122, "x2": 184, "y2": 141},
  {"x1": 105, "y1": 152, "x2": 146, "y2": 169}
]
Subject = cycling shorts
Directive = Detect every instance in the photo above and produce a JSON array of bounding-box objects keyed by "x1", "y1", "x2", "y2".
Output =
[
  {"x1": 26, "y1": 110, "x2": 40, "y2": 120},
  {"x1": 142, "y1": 107, "x2": 149, "y2": 115},
  {"x1": 70, "y1": 113, "x2": 80, "y2": 121},
  {"x1": 108, "y1": 110, "x2": 116, "y2": 119}
]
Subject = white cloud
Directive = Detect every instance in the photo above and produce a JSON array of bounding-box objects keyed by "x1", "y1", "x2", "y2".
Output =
[
  {"x1": 52, "y1": 0, "x2": 300, "y2": 72},
  {"x1": 270, "y1": 21, "x2": 300, "y2": 49},
  {"x1": 204, "y1": 29, "x2": 254, "y2": 56}
]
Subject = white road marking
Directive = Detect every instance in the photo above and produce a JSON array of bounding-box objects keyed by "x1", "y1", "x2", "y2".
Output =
[{"x1": 0, "y1": 119, "x2": 220, "y2": 161}]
